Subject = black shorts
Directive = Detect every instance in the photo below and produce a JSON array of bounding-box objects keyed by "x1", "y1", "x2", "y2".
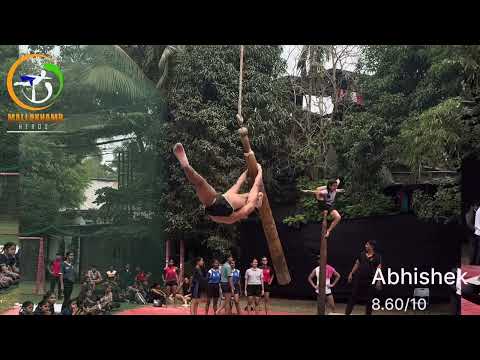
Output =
[
  {"x1": 166, "y1": 280, "x2": 178, "y2": 287},
  {"x1": 207, "y1": 283, "x2": 220, "y2": 299},
  {"x1": 205, "y1": 194, "x2": 234, "y2": 217},
  {"x1": 263, "y1": 282, "x2": 271, "y2": 293},
  {"x1": 319, "y1": 202, "x2": 334, "y2": 213},
  {"x1": 220, "y1": 283, "x2": 232, "y2": 294},
  {"x1": 191, "y1": 282, "x2": 204, "y2": 299},
  {"x1": 247, "y1": 284, "x2": 262, "y2": 297}
]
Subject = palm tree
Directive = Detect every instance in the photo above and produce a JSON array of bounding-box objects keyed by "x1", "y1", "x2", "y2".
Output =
[
  {"x1": 296, "y1": 45, "x2": 330, "y2": 79},
  {"x1": 81, "y1": 45, "x2": 183, "y2": 101}
]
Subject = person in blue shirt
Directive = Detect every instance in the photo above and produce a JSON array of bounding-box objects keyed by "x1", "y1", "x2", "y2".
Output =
[
  {"x1": 230, "y1": 260, "x2": 242, "y2": 315},
  {"x1": 206, "y1": 259, "x2": 221, "y2": 315}
]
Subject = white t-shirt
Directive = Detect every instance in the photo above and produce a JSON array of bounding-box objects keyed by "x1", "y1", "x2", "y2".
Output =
[
  {"x1": 315, "y1": 265, "x2": 335, "y2": 295},
  {"x1": 245, "y1": 268, "x2": 263, "y2": 285}
]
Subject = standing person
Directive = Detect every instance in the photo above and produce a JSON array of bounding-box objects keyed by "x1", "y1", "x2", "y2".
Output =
[
  {"x1": 206, "y1": 259, "x2": 221, "y2": 315},
  {"x1": 191, "y1": 257, "x2": 207, "y2": 315},
  {"x1": 48, "y1": 253, "x2": 63, "y2": 299},
  {"x1": 163, "y1": 259, "x2": 180, "y2": 302},
  {"x1": 218, "y1": 255, "x2": 234, "y2": 315},
  {"x1": 217, "y1": 261, "x2": 242, "y2": 315},
  {"x1": 308, "y1": 257, "x2": 341, "y2": 314},
  {"x1": 345, "y1": 240, "x2": 383, "y2": 315},
  {"x1": 301, "y1": 178, "x2": 344, "y2": 238},
  {"x1": 119, "y1": 264, "x2": 135, "y2": 292},
  {"x1": 472, "y1": 203, "x2": 480, "y2": 265},
  {"x1": 260, "y1": 256, "x2": 274, "y2": 315},
  {"x1": 59, "y1": 251, "x2": 76, "y2": 311},
  {"x1": 244, "y1": 258, "x2": 264, "y2": 315},
  {"x1": 135, "y1": 266, "x2": 147, "y2": 283}
]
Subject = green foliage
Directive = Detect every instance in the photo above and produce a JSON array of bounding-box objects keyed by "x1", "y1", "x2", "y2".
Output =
[
  {"x1": 282, "y1": 214, "x2": 307, "y2": 229},
  {"x1": 19, "y1": 134, "x2": 90, "y2": 232},
  {"x1": 412, "y1": 183, "x2": 461, "y2": 223},
  {"x1": 399, "y1": 97, "x2": 463, "y2": 175},
  {"x1": 0, "y1": 46, "x2": 20, "y2": 172},
  {"x1": 333, "y1": 112, "x2": 388, "y2": 191},
  {"x1": 82, "y1": 157, "x2": 116, "y2": 180},
  {"x1": 338, "y1": 188, "x2": 397, "y2": 218}
]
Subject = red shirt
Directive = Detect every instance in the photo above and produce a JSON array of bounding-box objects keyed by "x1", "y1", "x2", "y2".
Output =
[
  {"x1": 164, "y1": 266, "x2": 178, "y2": 282},
  {"x1": 51, "y1": 259, "x2": 62, "y2": 278},
  {"x1": 262, "y1": 266, "x2": 273, "y2": 284},
  {"x1": 136, "y1": 272, "x2": 146, "y2": 282}
]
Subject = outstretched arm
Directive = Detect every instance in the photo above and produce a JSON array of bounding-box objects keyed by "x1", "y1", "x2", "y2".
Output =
[{"x1": 301, "y1": 185, "x2": 326, "y2": 194}]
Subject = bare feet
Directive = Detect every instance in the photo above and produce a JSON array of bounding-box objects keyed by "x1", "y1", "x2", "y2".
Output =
[
  {"x1": 173, "y1": 143, "x2": 189, "y2": 168},
  {"x1": 256, "y1": 192, "x2": 264, "y2": 208}
]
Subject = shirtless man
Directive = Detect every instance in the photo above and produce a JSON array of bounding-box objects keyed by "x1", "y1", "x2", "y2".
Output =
[
  {"x1": 173, "y1": 143, "x2": 264, "y2": 225},
  {"x1": 302, "y1": 178, "x2": 344, "y2": 238}
]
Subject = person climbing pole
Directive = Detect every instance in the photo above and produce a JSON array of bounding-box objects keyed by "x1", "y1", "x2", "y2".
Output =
[
  {"x1": 302, "y1": 178, "x2": 344, "y2": 238},
  {"x1": 173, "y1": 143, "x2": 264, "y2": 225}
]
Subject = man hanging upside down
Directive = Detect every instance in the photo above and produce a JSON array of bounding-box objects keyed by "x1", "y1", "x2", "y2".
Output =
[
  {"x1": 173, "y1": 143, "x2": 264, "y2": 225},
  {"x1": 301, "y1": 179, "x2": 344, "y2": 238}
]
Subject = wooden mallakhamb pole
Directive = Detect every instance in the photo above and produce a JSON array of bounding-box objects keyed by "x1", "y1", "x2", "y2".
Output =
[{"x1": 237, "y1": 45, "x2": 291, "y2": 285}]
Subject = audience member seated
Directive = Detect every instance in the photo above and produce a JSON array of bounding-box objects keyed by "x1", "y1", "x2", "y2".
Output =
[
  {"x1": 0, "y1": 264, "x2": 14, "y2": 289},
  {"x1": 105, "y1": 265, "x2": 118, "y2": 282},
  {"x1": 135, "y1": 266, "x2": 147, "y2": 283},
  {"x1": 0, "y1": 242, "x2": 20, "y2": 276},
  {"x1": 33, "y1": 291, "x2": 57, "y2": 315},
  {"x1": 103, "y1": 266, "x2": 124, "y2": 302},
  {"x1": 148, "y1": 283, "x2": 167, "y2": 306},
  {"x1": 0, "y1": 263, "x2": 20, "y2": 285},
  {"x1": 34, "y1": 300, "x2": 53, "y2": 315},
  {"x1": 177, "y1": 276, "x2": 192, "y2": 306},
  {"x1": 61, "y1": 299, "x2": 82, "y2": 315},
  {"x1": 127, "y1": 281, "x2": 148, "y2": 304},
  {"x1": 99, "y1": 284, "x2": 120, "y2": 312},
  {"x1": 19, "y1": 301, "x2": 34, "y2": 315},
  {"x1": 86, "y1": 265, "x2": 103, "y2": 290}
]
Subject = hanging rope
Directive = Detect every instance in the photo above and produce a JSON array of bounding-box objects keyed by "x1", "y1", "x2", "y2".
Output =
[{"x1": 237, "y1": 45, "x2": 244, "y2": 127}]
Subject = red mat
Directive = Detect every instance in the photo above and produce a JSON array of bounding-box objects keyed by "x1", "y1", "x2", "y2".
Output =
[
  {"x1": 1, "y1": 305, "x2": 304, "y2": 316},
  {"x1": 117, "y1": 306, "x2": 303, "y2": 316},
  {"x1": 461, "y1": 265, "x2": 480, "y2": 316},
  {"x1": 1, "y1": 307, "x2": 19, "y2": 316}
]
